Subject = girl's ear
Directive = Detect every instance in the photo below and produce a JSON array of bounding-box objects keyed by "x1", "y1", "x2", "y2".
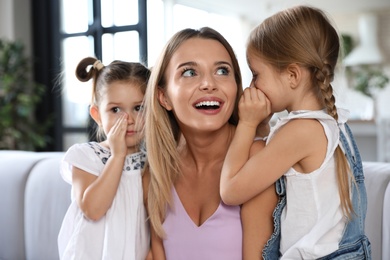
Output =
[
  {"x1": 286, "y1": 63, "x2": 302, "y2": 89},
  {"x1": 158, "y1": 88, "x2": 173, "y2": 111},
  {"x1": 90, "y1": 105, "x2": 102, "y2": 125}
]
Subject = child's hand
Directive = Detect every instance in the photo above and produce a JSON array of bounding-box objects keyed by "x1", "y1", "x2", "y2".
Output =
[
  {"x1": 239, "y1": 87, "x2": 271, "y2": 129},
  {"x1": 107, "y1": 113, "x2": 128, "y2": 157}
]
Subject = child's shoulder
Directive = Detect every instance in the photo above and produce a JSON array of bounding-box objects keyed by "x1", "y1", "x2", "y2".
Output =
[
  {"x1": 62, "y1": 142, "x2": 109, "y2": 178},
  {"x1": 64, "y1": 142, "x2": 110, "y2": 162},
  {"x1": 66, "y1": 142, "x2": 108, "y2": 154}
]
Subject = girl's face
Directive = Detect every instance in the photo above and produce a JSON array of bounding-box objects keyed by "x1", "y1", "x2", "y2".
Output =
[
  {"x1": 160, "y1": 38, "x2": 237, "y2": 133},
  {"x1": 247, "y1": 54, "x2": 291, "y2": 113},
  {"x1": 97, "y1": 81, "x2": 145, "y2": 153}
]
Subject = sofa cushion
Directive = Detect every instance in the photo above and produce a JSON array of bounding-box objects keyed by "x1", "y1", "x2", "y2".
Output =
[
  {"x1": 24, "y1": 155, "x2": 70, "y2": 260},
  {"x1": 364, "y1": 161, "x2": 390, "y2": 260},
  {"x1": 0, "y1": 151, "x2": 65, "y2": 260},
  {"x1": 383, "y1": 181, "x2": 390, "y2": 260}
]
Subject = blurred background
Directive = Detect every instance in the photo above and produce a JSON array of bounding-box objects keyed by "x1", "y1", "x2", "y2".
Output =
[{"x1": 0, "y1": 0, "x2": 389, "y2": 161}]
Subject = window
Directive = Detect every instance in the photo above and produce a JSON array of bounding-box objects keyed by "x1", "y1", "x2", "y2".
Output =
[
  {"x1": 33, "y1": 0, "x2": 248, "y2": 151},
  {"x1": 33, "y1": 0, "x2": 147, "y2": 151}
]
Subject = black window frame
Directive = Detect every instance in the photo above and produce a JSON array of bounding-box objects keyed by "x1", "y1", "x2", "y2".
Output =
[{"x1": 32, "y1": 0, "x2": 148, "y2": 151}]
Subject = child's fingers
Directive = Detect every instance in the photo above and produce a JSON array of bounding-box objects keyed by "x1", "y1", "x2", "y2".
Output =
[
  {"x1": 242, "y1": 87, "x2": 266, "y2": 105},
  {"x1": 109, "y1": 114, "x2": 127, "y2": 137},
  {"x1": 238, "y1": 87, "x2": 271, "y2": 127},
  {"x1": 250, "y1": 87, "x2": 261, "y2": 101},
  {"x1": 241, "y1": 87, "x2": 256, "y2": 103},
  {"x1": 107, "y1": 114, "x2": 128, "y2": 155}
]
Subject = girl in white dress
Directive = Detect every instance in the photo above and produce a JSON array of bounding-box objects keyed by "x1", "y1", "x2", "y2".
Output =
[{"x1": 58, "y1": 57, "x2": 151, "y2": 260}]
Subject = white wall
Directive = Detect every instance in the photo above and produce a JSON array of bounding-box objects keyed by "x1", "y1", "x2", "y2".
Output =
[
  {"x1": 0, "y1": 0, "x2": 32, "y2": 58},
  {"x1": 1, "y1": 1, "x2": 389, "y2": 161}
]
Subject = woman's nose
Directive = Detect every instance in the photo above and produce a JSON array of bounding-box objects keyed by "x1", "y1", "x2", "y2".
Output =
[{"x1": 200, "y1": 74, "x2": 217, "y2": 91}]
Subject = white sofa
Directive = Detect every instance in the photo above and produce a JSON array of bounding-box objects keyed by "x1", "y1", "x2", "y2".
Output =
[
  {"x1": 0, "y1": 151, "x2": 69, "y2": 260},
  {"x1": 0, "y1": 150, "x2": 389, "y2": 260}
]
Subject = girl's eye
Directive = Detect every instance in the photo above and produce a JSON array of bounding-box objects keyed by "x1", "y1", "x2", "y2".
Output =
[
  {"x1": 134, "y1": 105, "x2": 144, "y2": 112},
  {"x1": 182, "y1": 68, "x2": 196, "y2": 77},
  {"x1": 216, "y1": 66, "x2": 230, "y2": 75},
  {"x1": 112, "y1": 107, "x2": 121, "y2": 113}
]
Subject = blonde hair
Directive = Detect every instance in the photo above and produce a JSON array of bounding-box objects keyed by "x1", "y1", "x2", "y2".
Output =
[
  {"x1": 144, "y1": 27, "x2": 243, "y2": 237},
  {"x1": 75, "y1": 57, "x2": 150, "y2": 141},
  {"x1": 247, "y1": 5, "x2": 354, "y2": 218}
]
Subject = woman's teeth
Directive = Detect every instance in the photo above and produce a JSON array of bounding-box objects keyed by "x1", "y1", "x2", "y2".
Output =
[{"x1": 195, "y1": 101, "x2": 220, "y2": 108}]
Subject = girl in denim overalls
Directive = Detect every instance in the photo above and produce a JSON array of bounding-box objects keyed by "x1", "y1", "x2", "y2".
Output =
[{"x1": 220, "y1": 5, "x2": 371, "y2": 259}]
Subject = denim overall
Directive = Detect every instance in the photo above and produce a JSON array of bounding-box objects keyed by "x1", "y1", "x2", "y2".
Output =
[
  {"x1": 261, "y1": 123, "x2": 371, "y2": 260},
  {"x1": 261, "y1": 177, "x2": 286, "y2": 259},
  {"x1": 318, "y1": 123, "x2": 371, "y2": 259}
]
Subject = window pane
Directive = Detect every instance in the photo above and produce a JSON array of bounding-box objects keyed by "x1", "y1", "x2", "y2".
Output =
[
  {"x1": 101, "y1": 0, "x2": 138, "y2": 27},
  {"x1": 60, "y1": 0, "x2": 91, "y2": 33},
  {"x1": 62, "y1": 36, "x2": 95, "y2": 127},
  {"x1": 102, "y1": 31, "x2": 139, "y2": 63},
  {"x1": 147, "y1": 0, "x2": 164, "y2": 66}
]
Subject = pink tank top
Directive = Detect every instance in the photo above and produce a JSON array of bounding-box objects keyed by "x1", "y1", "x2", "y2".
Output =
[{"x1": 162, "y1": 188, "x2": 242, "y2": 259}]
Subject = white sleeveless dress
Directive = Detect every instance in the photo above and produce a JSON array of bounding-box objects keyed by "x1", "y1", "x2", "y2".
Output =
[{"x1": 58, "y1": 142, "x2": 149, "y2": 260}]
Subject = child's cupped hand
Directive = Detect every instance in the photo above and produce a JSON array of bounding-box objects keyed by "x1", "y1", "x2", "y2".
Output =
[
  {"x1": 107, "y1": 113, "x2": 128, "y2": 157},
  {"x1": 238, "y1": 87, "x2": 271, "y2": 129}
]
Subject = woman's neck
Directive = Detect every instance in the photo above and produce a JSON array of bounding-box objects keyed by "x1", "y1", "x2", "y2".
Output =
[{"x1": 179, "y1": 124, "x2": 235, "y2": 173}]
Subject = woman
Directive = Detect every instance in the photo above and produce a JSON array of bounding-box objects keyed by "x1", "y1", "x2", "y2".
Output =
[{"x1": 142, "y1": 27, "x2": 283, "y2": 259}]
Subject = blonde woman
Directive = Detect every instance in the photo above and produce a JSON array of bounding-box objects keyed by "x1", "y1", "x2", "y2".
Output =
[{"x1": 142, "y1": 27, "x2": 283, "y2": 259}]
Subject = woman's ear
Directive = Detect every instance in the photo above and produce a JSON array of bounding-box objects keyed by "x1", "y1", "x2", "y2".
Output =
[
  {"x1": 286, "y1": 63, "x2": 302, "y2": 89},
  {"x1": 158, "y1": 88, "x2": 173, "y2": 111},
  {"x1": 90, "y1": 105, "x2": 102, "y2": 125}
]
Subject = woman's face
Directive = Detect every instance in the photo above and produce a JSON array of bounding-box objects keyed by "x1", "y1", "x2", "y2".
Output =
[{"x1": 159, "y1": 38, "x2": 238, "y2": 133}]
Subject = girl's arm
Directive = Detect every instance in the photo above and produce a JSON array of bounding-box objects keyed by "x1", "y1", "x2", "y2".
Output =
[
  {"x1": 221, "y1": 89, "x2": 325, "y2": 205},
  {"x1": 72, "y1": 114, "x2": 128, "y2": 221},
  {"x1": 220, "y1": 87, "x2": 271, "y2": 205}
]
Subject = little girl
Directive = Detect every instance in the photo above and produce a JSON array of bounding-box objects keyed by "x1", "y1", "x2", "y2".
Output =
[
  {"x1": 58, "y1": 57, "x2": 151, "y2": 259},
  {"x1": 220, "y1": 6, "x2": 371, "y2": 259}
]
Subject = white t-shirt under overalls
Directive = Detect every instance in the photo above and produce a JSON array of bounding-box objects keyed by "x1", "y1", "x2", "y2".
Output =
[{"x1": 267, "y1": 109, "x2": 349, "y2": 259}]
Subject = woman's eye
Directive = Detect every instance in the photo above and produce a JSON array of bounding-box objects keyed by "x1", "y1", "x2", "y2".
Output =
[
  {"x1": 182, "y1": 68, "x2": 196, "y2": 77},
  {"x1": 216, "y1": 66, "x2": 229, "y2": 75},
  {"x1": 134, "y1": 105, "x2": 144, "y2": 112},
  {"x1": 112, "y1": 107, "x2": 121, "y2": 113}
]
